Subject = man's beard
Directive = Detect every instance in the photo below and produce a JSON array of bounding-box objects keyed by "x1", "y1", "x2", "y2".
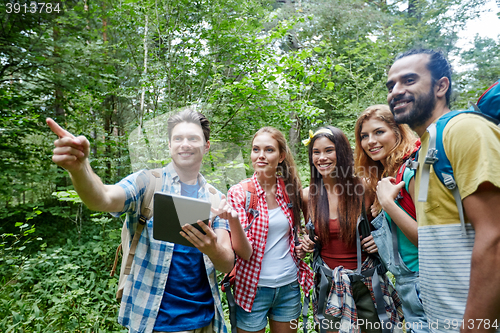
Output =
[{"x1": 390, "y1": 86, "x2": 436, "y2": 129}]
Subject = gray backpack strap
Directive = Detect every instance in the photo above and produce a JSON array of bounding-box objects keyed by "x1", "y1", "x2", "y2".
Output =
[
  {"x1": 372, "y1": 268, "x2": 392, "y2": 333},
  {"x1": 418, "y1": 124, "x2": 467, "y2": 235},
  {"x1": 391, "y1": 219, "x2": 401, "y2": 266},
  {"x1": 124, "y1": 169, "x2": 162, "y2": 275},
  {"x1": 355, "y1": 217, "x2": 363, "y2": 275},
  {"x1": 418, "y1": 123, "x2": 438, "y2": 203},
  {"x1": 316, "y1": 264, "x2": 334, "y2": 333},
  {"x1": 442, "y1": 176, "x2": 466, "y2": 235}
]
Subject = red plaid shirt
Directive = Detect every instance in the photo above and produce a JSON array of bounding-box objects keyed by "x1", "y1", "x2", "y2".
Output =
[{"x1": 227, "y1": 174, "x2": 314, "y2": 312}]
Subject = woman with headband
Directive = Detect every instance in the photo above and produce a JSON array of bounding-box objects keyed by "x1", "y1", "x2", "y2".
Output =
[{"x1": 301, "y1": 126, "x2": 403, "y2": 333}]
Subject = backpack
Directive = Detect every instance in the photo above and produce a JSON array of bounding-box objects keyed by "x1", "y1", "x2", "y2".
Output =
[
  {"x1": 220, "y1": 178, "x2": 303, "y2": 333},
  {"x1": 417, "y1": 79, "x2": 500, "y2": 235},
  {"x1": 110, "y1": 168, "x2": 221, "y2": 301},
  {"x1": 386, "y1": 144, "x2": 419, "y2": 267},
  {"x1": 109, "y1": 168, "x2": 163, "y2": 300}
]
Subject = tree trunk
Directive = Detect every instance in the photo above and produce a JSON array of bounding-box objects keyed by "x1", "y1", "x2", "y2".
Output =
[
  {"x1": 53, "y1": 26, "x2": 64, "y2": 117},
  {"x1": 90, "y1": 106, "x2": 98, "y2": 156},
  {"x1": 288, "y1": 112, "x2": 300, "y2": 156},
  {"x1": 102, "y1": 6, "x2": 111, "y2": 181},
  {"x1": 139, "y1": 15, "x2": 149, "y2": 129},
  {"x1": 104, "y1": 105, "x2": 112, "y2": 181},
  {"x1": 408, "y1": 0, "x2": 421, "y2": 20}
]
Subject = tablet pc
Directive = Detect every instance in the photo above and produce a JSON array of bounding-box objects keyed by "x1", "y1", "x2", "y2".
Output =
[{"x1": 153, "y1": 192, "x2": 211, "y2": 247}]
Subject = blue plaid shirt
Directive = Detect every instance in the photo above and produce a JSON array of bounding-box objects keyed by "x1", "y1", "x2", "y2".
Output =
[{"x1": 111, "y1": 163, "x2": 229, "y2": 333}]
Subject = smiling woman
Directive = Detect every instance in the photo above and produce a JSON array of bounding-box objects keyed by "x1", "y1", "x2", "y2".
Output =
[
  {"x1": 251, "y1": 132, "x2": 284, "y2": 184},
  {"x1": 354, "y1": 104, "x2": 427, "y2": 332},
  {"x1": 354, "y1": 105, "x2": 417, "y2": 211},
  {"x1": 301, "y1": 125, "x2": 403, "y2": 333},
  {"x1": 311, "y1": 136, "x2": 337, "y2": 177},
  {"x1": 359, "y1": 118, "x2": 397, "y2": 166}
]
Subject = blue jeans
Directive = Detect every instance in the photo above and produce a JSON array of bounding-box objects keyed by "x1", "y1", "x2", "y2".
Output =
[
  {"x1": 371, "y1": 213, "x2": 428, "y2": 333},
  {"x1": 235, "y1": 280, "x2": 301, "y2": 332}
]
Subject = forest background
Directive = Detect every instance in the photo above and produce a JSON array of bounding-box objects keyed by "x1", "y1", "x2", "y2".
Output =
[{"x1": 1, "y1": 0, "x2": 499, "y2": 331}]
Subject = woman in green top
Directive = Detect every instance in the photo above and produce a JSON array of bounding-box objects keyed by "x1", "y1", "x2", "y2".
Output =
[{"x1": 354, "y1": 104, "x2": 428, "y2": 333}]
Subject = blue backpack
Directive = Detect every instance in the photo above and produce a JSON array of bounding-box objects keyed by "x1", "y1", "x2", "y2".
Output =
[{"x1": 417, "y1": 79, "x2": 500, "y2": 235}]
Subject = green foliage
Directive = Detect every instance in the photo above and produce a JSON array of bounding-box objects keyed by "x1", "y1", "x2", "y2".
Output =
[
  {"x1": 1, "y1": 0, "x2": 494, "y2": 330},
  {"x1": 454, "y1": 36, "x2": 500, "y2": 109},
  {"x1": 0, "y1": 207, "x2": 42, "y2": 279},
  {"x1": 0, "y1": 211, "x2": 124, "y2": 332}
]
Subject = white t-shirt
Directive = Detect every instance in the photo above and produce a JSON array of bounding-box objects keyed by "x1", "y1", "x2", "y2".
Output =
[{"x1": 258, "y1": 207, "x2": 298, "y2": 287}]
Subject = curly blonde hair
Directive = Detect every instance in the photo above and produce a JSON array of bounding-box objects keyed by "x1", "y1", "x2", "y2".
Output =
[{"x1": 354, "y1": 105, "x2": 418, "y2": 213}]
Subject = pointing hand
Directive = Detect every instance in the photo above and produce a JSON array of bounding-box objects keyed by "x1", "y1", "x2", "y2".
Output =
[{"x1": 46, "y1": 118, "x2": 90, "y2": 173}]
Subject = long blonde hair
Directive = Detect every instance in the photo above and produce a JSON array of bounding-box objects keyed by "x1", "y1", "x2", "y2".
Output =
[
  {"x1": 354, "y1": 105, "x2": 417, "y2": 212},
  {"x1": 252, "y1": 127, "x2": 302, "y2": 228}
]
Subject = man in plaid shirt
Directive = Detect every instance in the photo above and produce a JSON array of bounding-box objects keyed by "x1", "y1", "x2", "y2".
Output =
[{"x1": 47, "y1": 109, "x2": 234, "y2": 333}]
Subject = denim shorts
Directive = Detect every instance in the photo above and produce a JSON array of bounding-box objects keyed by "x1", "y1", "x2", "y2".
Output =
[{"x1": 235, "y1": 280, "x2": 302, "y2": 332}]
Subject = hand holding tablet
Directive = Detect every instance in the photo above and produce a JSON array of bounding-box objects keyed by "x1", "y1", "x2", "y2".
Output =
[{"x1": 153, "y1": 192, "x2": 211, "y2": 247}]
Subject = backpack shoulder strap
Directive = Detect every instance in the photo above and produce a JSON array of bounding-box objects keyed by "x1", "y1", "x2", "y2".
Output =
[
  {"x1": 277, "y1": 177, "x2": 300, "y2": 245},
  {"x1": 277, "y1": 177, "x2": 294, "y2": 213},
  {"x1": 418, "y1": 120, "x2": 439, "y2": 203},
  {"x1": 401, "y1": 163, "x2": 415, "y2": 193},
  {"x1": 391, "y1": 161, "x2": 417, "y2": 266},
  {"x1": 355, "y1": 199, "x2": 375, "y2": 273},
  {"x1": 419, "y1": 112, "x2": 467, "y2": 235},
  {"x1": 124, "y1": 168, "x2": 163, "y2": 275},
  {"x1": 240, "y1": 178, "x2": 259, "y2": 232},
  {"x1": 419, "y1": 111, "x2": 463, "y2": 201},
  {"x1": 395, "y1": 162, "x2": 406, "y2": 186},
  {"x1": 240, "y1": 178, "x2": 257, "y2": 209},
  {"x1": 141, "y1": 168, "x2": 163, "y2": 220}
]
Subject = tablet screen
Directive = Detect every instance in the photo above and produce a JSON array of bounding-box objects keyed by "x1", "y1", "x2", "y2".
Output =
[{"x1": 153, "y1": 192, "x2": 211, "y2": 247}]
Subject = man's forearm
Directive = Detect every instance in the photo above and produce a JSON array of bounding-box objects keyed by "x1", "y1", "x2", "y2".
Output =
[
  {"x1": 69, "y1": 161, "x2": 124, "y2": 212},
  {"x1": 210, "y1": 246, "x2": 234, "y2": 273},
  {"x1": 210, "y1": 230, "x2": 235, "y2": 273}
]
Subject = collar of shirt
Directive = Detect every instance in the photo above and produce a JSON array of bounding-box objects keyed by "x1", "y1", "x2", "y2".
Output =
[{"x1": 165, "y1": 162, "x2": 208, "y2": 191}]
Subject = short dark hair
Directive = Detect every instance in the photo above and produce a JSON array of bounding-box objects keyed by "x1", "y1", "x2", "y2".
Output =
[
  {"x1": 167, "y1": 108, "x2": 210, "y2": 142},
  {"x1": 395, "y1": 49, "x2": 452, "y2": 106}
]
